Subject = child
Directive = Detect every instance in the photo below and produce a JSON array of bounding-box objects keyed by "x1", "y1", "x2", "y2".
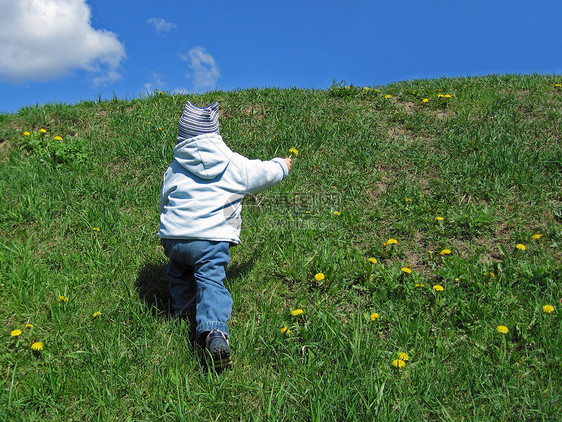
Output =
[{"x1": 158, "y1": 101, "x2": 291, "y2": 370}]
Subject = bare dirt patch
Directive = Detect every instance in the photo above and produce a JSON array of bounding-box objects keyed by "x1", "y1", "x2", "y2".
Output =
[
  {"x1": 394, "y1": 100, "x2": 417, "y2": 115},
  {"x1": 0, "y1": 139, "x2": 9, "y2": 159},
  {"x1": 428, "y1": 108, "x2": 455, "y2": 120},
  {"x1": 242, "y1": 104, "x2": 267, "y2": 119},
  {"x1": 386, "y1": 125, "x2": 437, "y2": 150}
]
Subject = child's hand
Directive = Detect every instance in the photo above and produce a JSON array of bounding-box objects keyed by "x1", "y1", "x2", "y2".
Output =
[{"x1": 284, "y1": 157, "x2": 292, "y2": 172}]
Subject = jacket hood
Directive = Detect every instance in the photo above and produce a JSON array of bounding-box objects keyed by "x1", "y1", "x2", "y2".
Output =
[{"x1": 173, "y1": 133, "x2": 233, "y2": 179}]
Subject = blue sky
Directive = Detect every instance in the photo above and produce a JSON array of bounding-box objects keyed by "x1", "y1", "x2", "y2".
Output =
[{"x1": 1, "y1": 0, "x2": 560, "y2": 114}]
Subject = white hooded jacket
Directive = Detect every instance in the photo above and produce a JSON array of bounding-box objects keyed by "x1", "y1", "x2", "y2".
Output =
[{"x1": 158, "y1": 133, "x2": 289, "y2": 244}]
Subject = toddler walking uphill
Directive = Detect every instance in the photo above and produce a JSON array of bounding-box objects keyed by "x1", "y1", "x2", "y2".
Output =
[{"x1": 158, "y1": 101, "x2": 292, "y2": 371}]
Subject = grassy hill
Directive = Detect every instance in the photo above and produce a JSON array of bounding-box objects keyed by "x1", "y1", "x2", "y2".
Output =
[{"x1": 1, "y1": 74, "x2": 561, "y2": 420}]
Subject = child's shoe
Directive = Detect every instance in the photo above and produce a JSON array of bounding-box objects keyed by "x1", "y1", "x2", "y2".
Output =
[{"x1": 204, "y1": 330, "x2": 231, "y2": 371}]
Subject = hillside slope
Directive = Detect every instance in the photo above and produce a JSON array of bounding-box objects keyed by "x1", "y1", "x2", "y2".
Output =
[{"x1": 1, "y1": 74, "x2": 561, "y2": 420}]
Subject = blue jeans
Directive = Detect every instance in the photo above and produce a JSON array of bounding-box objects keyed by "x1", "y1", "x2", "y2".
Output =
[{"x1": 162, "y1": 239, "x2": 232, "y2": 338}]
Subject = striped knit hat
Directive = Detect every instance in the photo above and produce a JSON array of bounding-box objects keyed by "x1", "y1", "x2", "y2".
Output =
[{"x1": 177, "y1": 101, "x2": 220, "y2": 142}]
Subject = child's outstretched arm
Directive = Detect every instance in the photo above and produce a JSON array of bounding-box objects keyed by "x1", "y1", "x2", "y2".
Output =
[
  {"x1": 284, "y1": 157, "x2": 292, "y2": 172},
  {"x1": 239, "y1": 155, "x2": 291, "y2": 195}
]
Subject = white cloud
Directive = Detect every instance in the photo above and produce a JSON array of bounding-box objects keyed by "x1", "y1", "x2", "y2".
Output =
[
  {"x1": 143, "y1": 72, "x2": 167, "y2": 95},
  {"x1": 181, "y1": 47, "x2": 221, "y2": 91},
  {"x1": 171, "y1": 88, "x2": 189, "y2": 95},
  {"x1": 0, "y1": 0, "x2": 126, "y2": 84},
  {"x1": 143, "y1": 73, "x2": 189, "y2": 96},
  {"x1": 147, "y1": 17, "x2": 177, "y2": 33}
]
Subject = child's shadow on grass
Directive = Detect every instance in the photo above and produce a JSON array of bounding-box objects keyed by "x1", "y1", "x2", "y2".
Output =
[
  {"x1": 135, "y1": 258, "x2": 173, "y2": 318},
  {"x1": 134, "y1": 255, "x2": 256, "y2": 319}
]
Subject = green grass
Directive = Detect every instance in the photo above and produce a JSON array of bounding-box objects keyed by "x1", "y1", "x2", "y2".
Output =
[{"x1": 1, "y1": 74, "x2": 561, "y2": 421}]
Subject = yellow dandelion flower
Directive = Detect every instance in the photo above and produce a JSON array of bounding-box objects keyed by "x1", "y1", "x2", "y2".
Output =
[
  {"x1": 433, "y1": 284, "x2": 444, "y2": 292},
  {"x1": 11, "y1": 329, "x2": 22, "y2": 337},
  {"x1": 397, "y1": 352, "x2": 409, "y2": 361},
  {"x1": 31, "y1": 342, "x2": 44, "y2": 351},
  {"x1": 40, "y1": 128, "x2": 47, "y2": 133},
  {"x1": 555, "y1": 83, "x2": 561, "y2": 87},
  {"x1": 427, "y1": 250, "x2": 433, "y2": 255},
  {"x1": 54, "y1": 136, "x2": 63, "y2": 141},
  {"x1": 92, "y1": 227, "x2": 100, "y2": 232},
  {"x1": 58, "y1": 295, "x2": 68, "y2": 302},
  {"x1": 387, "y1": 238, "x2": 398, "y2": 245},
  {"x1": 314, "y1": 273, "x2": 325, "y2": 281},
  {"x1": 384, "y1": 94, "x2": 392, "y2": 99},
  {"x1": 516, "y1": 243, "x2": 526, "y2": 251},
  {"x1": 437, "y1": 94, "x2": 445, "y2": 98},
  {"x1": 497, "y1": 325, "x2": 509, "y2": 334},
  {"x1": 370, "y1": 312, "x2": 379, "y2": 321},
  {"x1": 363, "y1": 87, "x2": 371, "y2": 91},
  {"x1": 401, "y1": 267, "x2": 412, "y2": 274},
  {"x1": 405, "y1": 198, "x2": 412, "y2": 202},
  {"x1": 26, "y1": 324, "x2": 34, "y2": 329},
  {"x1": 455, "y1": 278, "x2": 460, "y2": 281},
  {"x1": 280, "y1": 326, "x2": 291, "y2": 334},
  {"x1": 542, "y1": 305, "x2": 555, "y2": 314},
  {"x1": 422, "y1": 98, "x2": 429, "y2": 103},
  {"x1": 415, "y1": 283, "x2": 424, "y2": 288},
  {"x1": 92, "y1": 311, "x2": 102, "y2": 317},
  {"x1": 392, "y1": 359, "x2": 406, "y2": 369},
  {"x1": 345, "y1": 86, "x2": 351, "y2": 89},
  {"x1": 288, "y1": 147, "x2": 299, "y2": 157},
  {"x1": 440, "y1": 249, "x2": 451, "y2": 256},
  {"x1": 444, "y1": 94, "x2": 452, "y2": 98},
  {"x1": 368, "y1": 257, "x2": 377, "y2": 264},
  {"x1": 332, "y1": 211, "x2": 341, "y2": 216},
  {"x1": 531, "y1": 234, "x2": 542, "y2": 240},
  {"x1": 436, "y1": 216, "x2": 444, "y2": 221},
  {"x1": 290, "y1": 309, "x2": 304, "y2": 316}
]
